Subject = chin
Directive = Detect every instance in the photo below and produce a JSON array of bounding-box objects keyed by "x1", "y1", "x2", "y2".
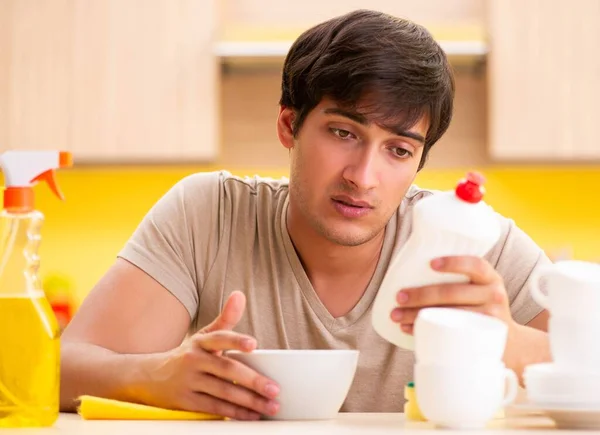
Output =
[{"x1": 318, "y1": 224, "x2": 378, "y2": 247}]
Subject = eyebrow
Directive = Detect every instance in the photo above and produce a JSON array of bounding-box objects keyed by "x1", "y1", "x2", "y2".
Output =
[{"x1": 323, "y1": 107, "x2": 426, "y2": 145}]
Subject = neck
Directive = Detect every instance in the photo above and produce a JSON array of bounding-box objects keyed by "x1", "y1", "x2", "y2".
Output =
[{"x1": 286, "y1": 201, "x2": 386, "y2": 281}]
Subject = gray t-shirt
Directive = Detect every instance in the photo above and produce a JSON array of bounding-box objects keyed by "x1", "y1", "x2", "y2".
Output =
[{"x1": 118, "y1": 170, "x2": 547, "y2": 412}]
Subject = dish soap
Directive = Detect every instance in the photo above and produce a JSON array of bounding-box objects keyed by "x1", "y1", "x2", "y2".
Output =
[
  {"x1": 0, "y1": 150, "x2": 72, "y2": 427},
  {"x1": 404, "y1": 382, "x2": 426, "y2": 422},
  {"x1": 371, "y1": 172, "x2": 502, "y2": 349}
]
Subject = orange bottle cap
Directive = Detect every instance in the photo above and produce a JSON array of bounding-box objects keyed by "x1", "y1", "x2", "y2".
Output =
[{"x1": 3, "y1": 187, "x2": 34, "y2": 213}]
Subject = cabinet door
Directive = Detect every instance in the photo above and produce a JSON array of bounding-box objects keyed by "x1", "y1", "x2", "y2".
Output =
[
  {"x1": 219, "y1": 0, "x2": 484, "y2": 34},
  {"x1": 487, "y1": 0, "x2": 600, "y2": 160},
  {"x1": 0, "y1": 0, "x2": 219, "y2": 163},
  {"x1": 0, "y1": 0, "x2": 72, "y2": 154}
]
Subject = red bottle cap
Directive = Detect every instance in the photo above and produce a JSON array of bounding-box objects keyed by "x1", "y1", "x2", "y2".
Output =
[{"x1": 455, "y1": 172, "x2": 485, "y2": 203}]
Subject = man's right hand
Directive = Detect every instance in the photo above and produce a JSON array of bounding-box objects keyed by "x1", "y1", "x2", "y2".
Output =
[{"x1": 137, "y1": 291, "x2": 280, "y2": 420}]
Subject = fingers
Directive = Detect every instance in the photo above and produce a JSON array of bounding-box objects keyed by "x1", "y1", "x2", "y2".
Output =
[
  {"x1": 194, "y1": 373, "x2": 279, "y2": 417},
  {"x1": 430, "y1": 256, "x2": 500, "y2": 285},
  {"x1": 390, "y1": 257, "x2": 512, "y2": 338},
  {"x1": 396, "y1": 282, "x2": 504, "y2": 308},
  {"x1": 400, "y1": 324, "x2": 413, "y2": 335},
  {"x1": 181, "y1": 332, "x2": 281, "y2": 418},
  {"x1": 392, "y1": 304, "x2": 506, "y2": 336},
  {"x1": 201, "y1": 291, "x2": 246, "y2": 333},
  {"x1": 200, "y1": 351, "x2": 280, "y2": 401},
  {"x1": 391, "y1": 304, "x2": 505, "y2": 327},
  {"x1": 193, "y1": 330, "x2": 257, "y2": 353},
  {"x1": 183, "y1": 390, "x2": 262, "y2": 421},
  {"x1": 177, "y1": 330, "x2": 279, "y2": 420}
]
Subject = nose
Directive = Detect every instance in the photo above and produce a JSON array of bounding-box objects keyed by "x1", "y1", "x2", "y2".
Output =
[{"x1": 341, "y1": 146, "x2": 380, "y2": 191}]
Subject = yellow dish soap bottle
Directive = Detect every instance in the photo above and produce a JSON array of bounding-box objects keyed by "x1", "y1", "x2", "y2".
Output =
[
  {"x1": 404, "y1": 382, "x2": 426, "y2": 422},
  {"x1": 0, "y1": 150, "x2": 72, "y2": 427}
]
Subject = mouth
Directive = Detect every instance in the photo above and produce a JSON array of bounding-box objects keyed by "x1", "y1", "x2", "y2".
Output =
[{"x1": 331, "y1": 195, "x2": 373, "y2": 209}]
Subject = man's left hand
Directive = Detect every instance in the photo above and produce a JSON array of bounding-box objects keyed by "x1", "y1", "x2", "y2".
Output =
[{"x1": 390, "y1": 256, "x2": 515, "y2": 334}]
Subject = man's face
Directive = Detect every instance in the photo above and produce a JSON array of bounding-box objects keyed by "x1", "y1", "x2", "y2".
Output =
[{"x1": 280, "y1": 97, "x2": 429, "y2": 247}]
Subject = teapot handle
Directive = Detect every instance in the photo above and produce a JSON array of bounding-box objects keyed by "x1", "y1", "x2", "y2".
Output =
[
  {"x1": 528, "y1": 266, "x2": 550, "y2": 310},
  {"x1": 502, "y1": 368, "x2": 519, "y2": 407}
]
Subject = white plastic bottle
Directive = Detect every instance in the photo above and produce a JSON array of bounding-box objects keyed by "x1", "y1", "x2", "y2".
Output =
[{"x1": 371, "y1": 172, "x2": 502, "y2": 350}]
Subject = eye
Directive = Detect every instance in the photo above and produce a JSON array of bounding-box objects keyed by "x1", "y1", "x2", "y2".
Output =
[
  {"x1": 330, "y1": 128, "x2": 356, "y2": 140},
  {"x1": 391, "y1": 147, "x2": 413, "y2": 159}
]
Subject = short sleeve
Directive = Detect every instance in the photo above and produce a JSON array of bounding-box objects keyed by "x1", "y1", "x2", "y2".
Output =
[
  {"x1": 117, "y1": 171, "x2": 224, "y2": 320},
  {"x1": 485, "y1": 215, "x2": 551, "y2": 326}
]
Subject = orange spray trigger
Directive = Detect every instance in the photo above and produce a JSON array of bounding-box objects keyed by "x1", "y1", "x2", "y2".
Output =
[
  {"x1": 59, "y1": 151, "x2": 73, "y2": 168},
  {"x1": 31, "y1": 170, "x2": 65, "y2": 201}
]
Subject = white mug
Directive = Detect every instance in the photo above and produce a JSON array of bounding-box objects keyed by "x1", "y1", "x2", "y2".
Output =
[
  {"x1": 529, "y1": 260, "x2": 600, "y2": 318},
  {"x1": 415, "y1": 362, "x2": 518, "y2": 429},
  {"x1": 549, "y1": 316, "x2": 600, "y2": 373},
  {"x1": 414, "y1": 307, "x2": 508, "y2": 364}
]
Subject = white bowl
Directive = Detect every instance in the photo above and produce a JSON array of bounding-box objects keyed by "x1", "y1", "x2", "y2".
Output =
[
  {"x1": 226, "y1": 349, "x2": 359, "y2": 420},
  {"x1": 524, "y1": 363, "x2": 600, "y2": 407}
]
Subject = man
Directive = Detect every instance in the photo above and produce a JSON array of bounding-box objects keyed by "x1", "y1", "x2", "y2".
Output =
[{"x1": 60, "y1": 9, "x2": 551, "y2": 421}]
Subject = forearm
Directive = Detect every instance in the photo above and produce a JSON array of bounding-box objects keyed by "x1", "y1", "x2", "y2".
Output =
[
  {"x1": 503, "y1": 323, "x2": 551, "y2": 386},
  {"x1": 60, "y1": 341, "x2": 160, "y2": 412}
]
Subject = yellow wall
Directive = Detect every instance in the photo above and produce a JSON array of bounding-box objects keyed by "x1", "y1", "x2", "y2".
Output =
[{"x1": 11, "y1": 164, "x2": 600, "y2": 306}]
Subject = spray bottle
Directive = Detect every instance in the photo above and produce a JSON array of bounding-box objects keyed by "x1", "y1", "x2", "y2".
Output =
[
  {"x1": 371, "y1": 172, "x2": 502, "y2": 350},
  {"x1": 0, "y1": 150, "x2": 72, "y2": 427}
]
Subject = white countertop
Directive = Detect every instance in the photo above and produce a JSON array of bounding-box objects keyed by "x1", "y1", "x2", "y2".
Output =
[{"x1": 1, "y1": 412, "x2": 561, "y2": 434}]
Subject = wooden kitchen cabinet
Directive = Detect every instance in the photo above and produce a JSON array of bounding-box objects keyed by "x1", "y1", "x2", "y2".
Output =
[
  {"x1": 0, "y1": 1, "x2": 72, "y2": 155},
  {"x1": 0, "y1": 0, "x2": 219, "y2": 163},
  {"x1": 218, "y1": 0, "x2": 484, "y2": 35},
  {"x1": 215, "y1": 0, "x2": 491, "y2": 170},
  {"x1": 487, "y1": 0, "x2": 600, "y2": 161}
]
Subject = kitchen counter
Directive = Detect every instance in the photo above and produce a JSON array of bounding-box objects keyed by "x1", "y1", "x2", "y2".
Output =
[{"x1": 2, "y1": 412, "x2": 560, "y2": 434}]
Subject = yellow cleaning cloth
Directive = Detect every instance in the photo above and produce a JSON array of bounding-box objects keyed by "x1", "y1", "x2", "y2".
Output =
[{"x1": 77, "y1": 395, "x2": 224, "y2": 420}]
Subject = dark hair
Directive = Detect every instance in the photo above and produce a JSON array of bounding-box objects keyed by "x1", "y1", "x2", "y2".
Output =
[{"x1": 279, "y1": 9, "x2": 455, "y2": 169}]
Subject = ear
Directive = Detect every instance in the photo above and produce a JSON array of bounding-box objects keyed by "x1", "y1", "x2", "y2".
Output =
[{"x1": 276, "y1": 106, "x2": 296, "y2": 150}]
